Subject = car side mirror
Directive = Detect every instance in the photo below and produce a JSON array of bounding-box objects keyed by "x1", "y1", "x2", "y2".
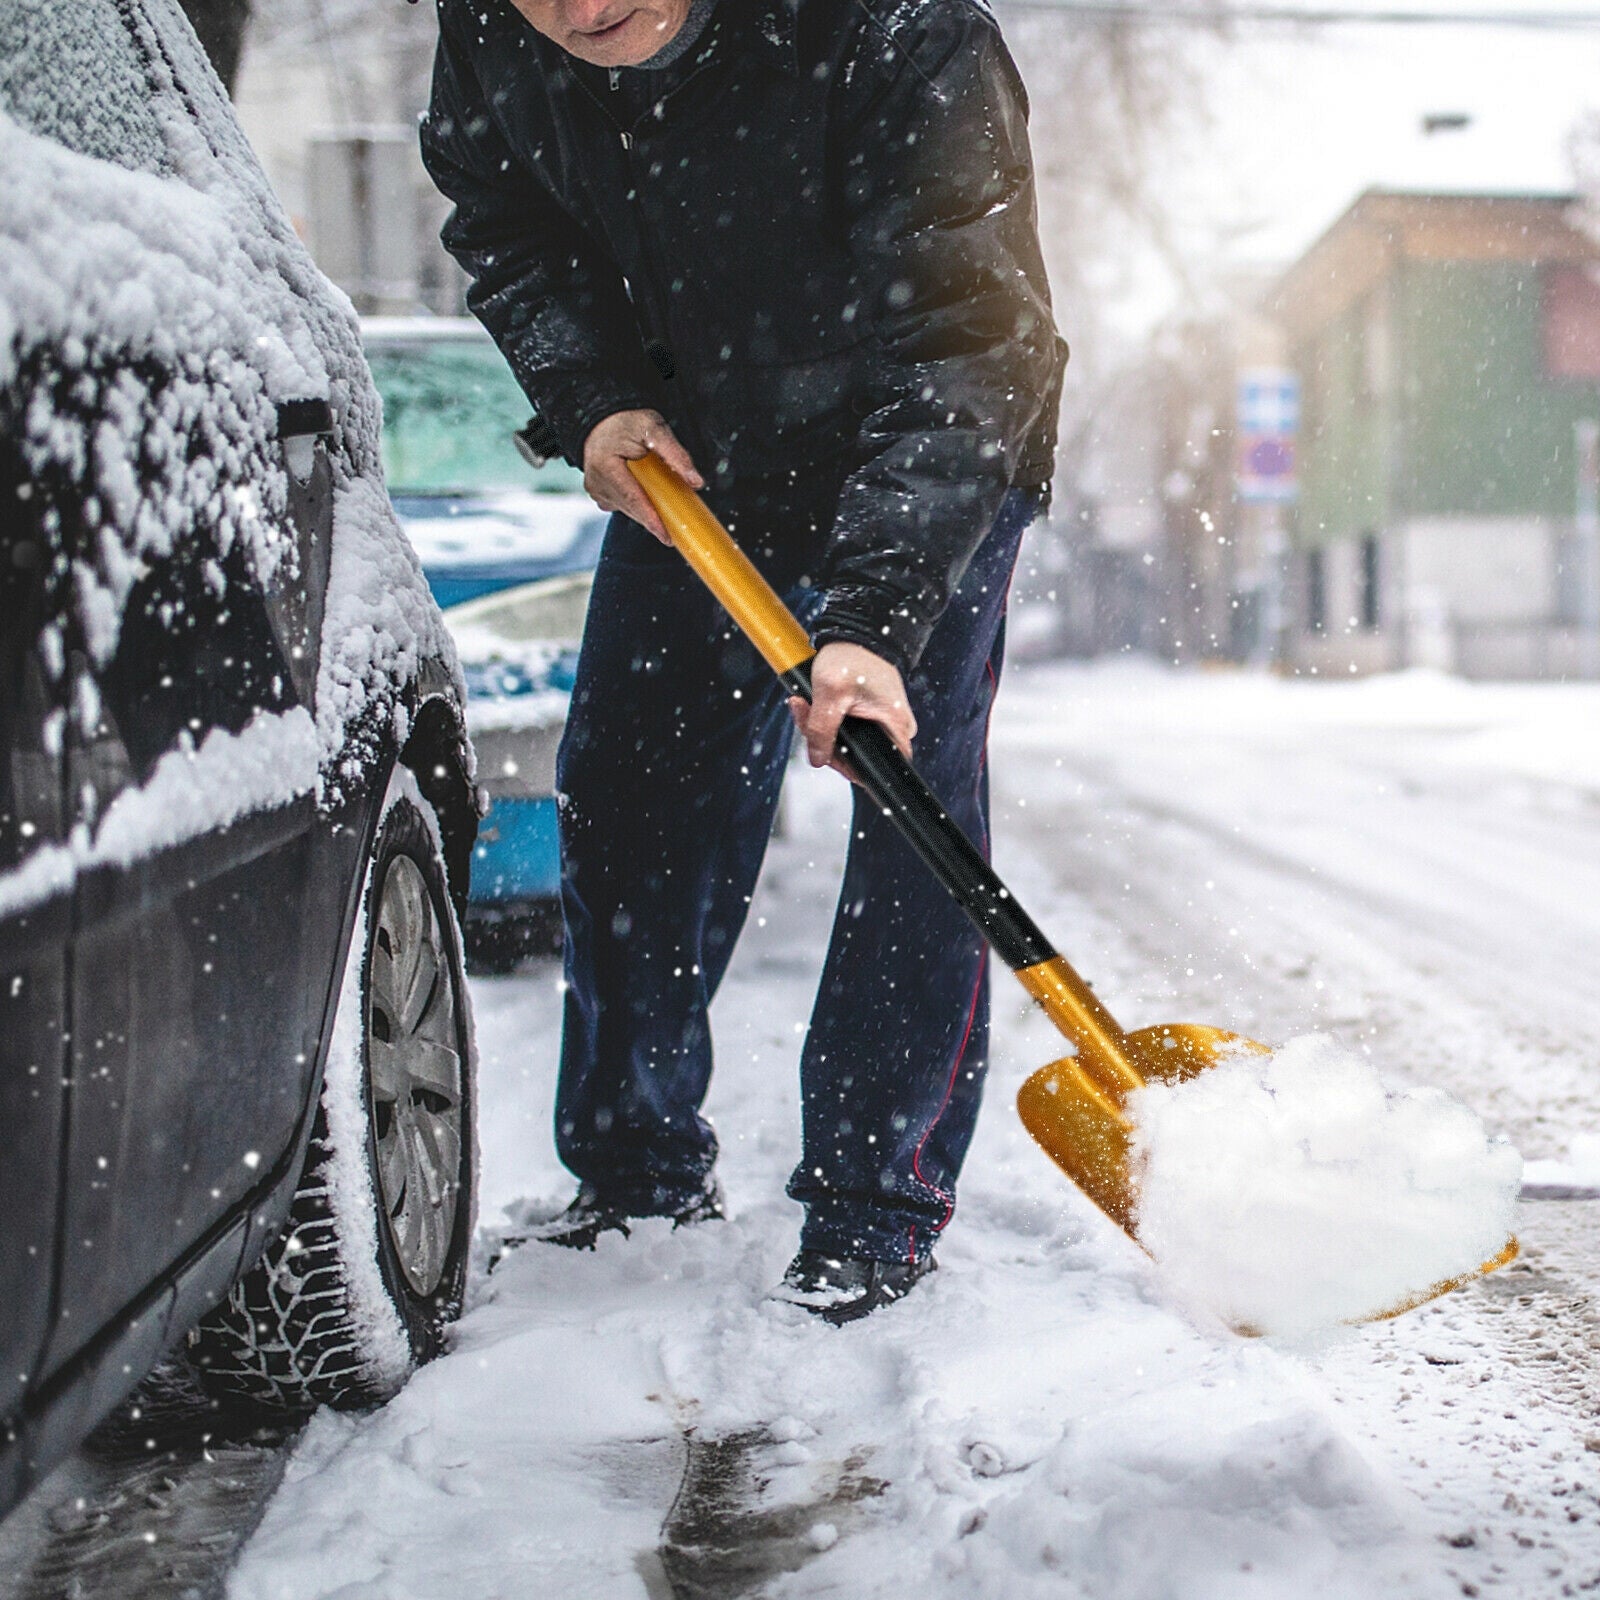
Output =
[{"x1": 278, "y1": 398, "x2": 336, "y2": 485}]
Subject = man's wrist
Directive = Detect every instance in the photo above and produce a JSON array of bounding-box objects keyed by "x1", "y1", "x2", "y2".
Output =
[
  {"x1": 810, "y1": 620, "x2": 914, "y2": 680},
  {"x1": 512, "y1": 366, "x2": 658, "y2": 468},
  {"x1": 812, "y1": 578, "x2": 929, "y2": 677}
]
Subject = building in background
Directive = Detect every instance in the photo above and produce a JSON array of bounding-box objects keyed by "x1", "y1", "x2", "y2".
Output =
[
  {"x1": 232, "y1": 2, "x2": 463, "y2": 315},
  {"x1": 1269, "y1": 189, "x2": 1600, "y2": 679},
  {"x1": 1050, "y1": 190, "x2": 1600, "y2": 681},
  {"x1": 1039, "y1": 281, "x2": 1289, "y2": 668}
]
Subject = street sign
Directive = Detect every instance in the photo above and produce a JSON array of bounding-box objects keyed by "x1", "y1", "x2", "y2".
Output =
[{"x1": 1236, "y1": 368, "x2": 1299, "y2": 504}]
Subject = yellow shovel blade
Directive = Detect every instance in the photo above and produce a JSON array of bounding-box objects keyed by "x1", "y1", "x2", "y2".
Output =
[
  {"x1": 1015, "y1": 1024, "x2": 1259, "y2": 1235},
  {"x1": 1015, "y1": 1023, "x2": 1518, "y2": 1326},
  {"x1": 1366, "y1": 1236, "x2": 1521, "y2": 1322}
]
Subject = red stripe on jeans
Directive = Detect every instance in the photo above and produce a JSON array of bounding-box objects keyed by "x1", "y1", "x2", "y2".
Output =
[{"x1": 906, "y1": 656, "x2": 998, "y2": 1260}]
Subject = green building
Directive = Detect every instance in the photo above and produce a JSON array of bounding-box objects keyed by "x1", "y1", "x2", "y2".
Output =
[{"x1": 1270, "y1": 190, "x2": 1600, "y2": 677}]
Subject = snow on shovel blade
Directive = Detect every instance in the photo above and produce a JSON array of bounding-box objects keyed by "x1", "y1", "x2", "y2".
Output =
[
  {"x1": 1015, "y1": 1023, "x2": 1518, "y2": 1329},
  {"x1": 1015, "y1": 1024, "x2": 1253, "y2": 1237}
]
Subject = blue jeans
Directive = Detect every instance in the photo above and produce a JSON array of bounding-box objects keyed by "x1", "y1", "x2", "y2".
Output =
[{"x1": 554, "y1": 487, "x2": 1039, "y2": 1263}]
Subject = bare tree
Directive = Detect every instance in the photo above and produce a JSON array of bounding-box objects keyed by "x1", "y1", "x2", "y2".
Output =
[
  {"x1": 996, "y1": 6, "x2": 1221, "y2": 471},
  {"x1": 178, "y1": 0, "x2": 254, "y2": 95}
]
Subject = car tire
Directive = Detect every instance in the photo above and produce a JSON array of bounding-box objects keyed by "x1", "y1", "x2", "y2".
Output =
[{"x1": 191, "y1": 766, "x2": 477, "y2": 1414}]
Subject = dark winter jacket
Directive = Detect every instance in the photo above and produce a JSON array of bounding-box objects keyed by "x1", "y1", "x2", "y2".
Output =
[{"x1": 421, "y1": 0, "x2": 1066, "y2": 672}]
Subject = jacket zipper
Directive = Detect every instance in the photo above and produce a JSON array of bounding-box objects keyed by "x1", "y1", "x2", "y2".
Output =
[
  {"x1": 607, "y1": 67, "x2": 633, "y2": 144},
  {"x1": 565, "y1": 52, "x2": 721, "y2": 297},
  {"x1": 564, "y1": 45, "x2": 728, "y2": 428},
  {"x1": 570, "y1": 42, "x2": 723, "y2": 151}
]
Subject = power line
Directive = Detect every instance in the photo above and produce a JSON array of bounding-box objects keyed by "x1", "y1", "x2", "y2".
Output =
[{"x1": 996, "y1": 0, "x2": 1600, "y2": 24}]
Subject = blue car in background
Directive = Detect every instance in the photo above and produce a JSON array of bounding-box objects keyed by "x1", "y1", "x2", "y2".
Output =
[{"x1": 364, "y1": 319, "x2": 605, "y2": 969}]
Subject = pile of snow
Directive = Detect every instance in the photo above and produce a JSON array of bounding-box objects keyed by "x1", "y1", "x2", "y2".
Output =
[{"x1": 1131, "y1": 1035, "x2": 1521, "y2": 1338}]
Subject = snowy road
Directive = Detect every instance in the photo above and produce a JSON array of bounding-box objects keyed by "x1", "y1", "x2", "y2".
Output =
[
  {"x1": 987, "y1": 666, "x2": 1600, "y2": 1597},
  {"x1": 42, "y1": 661, "x2": 1598, "y2": 1600}
]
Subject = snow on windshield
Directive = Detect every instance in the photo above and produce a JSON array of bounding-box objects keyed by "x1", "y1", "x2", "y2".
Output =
[{"x1": 365, "y1": 336, "x2": 583, "y2": 498}]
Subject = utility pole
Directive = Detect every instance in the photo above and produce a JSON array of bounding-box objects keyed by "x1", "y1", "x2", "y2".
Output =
[{"x1": 1577, "y1": 418, "x2": 1600, "y2": 678}]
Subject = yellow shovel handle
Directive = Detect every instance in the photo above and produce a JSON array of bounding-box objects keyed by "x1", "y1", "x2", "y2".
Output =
[
  {"x1": 626, "y1": 449, "x2": 1146, "y2": 1103},
  {"x1": 627, "y1": 453, "x2": 815, "y2": 677}
]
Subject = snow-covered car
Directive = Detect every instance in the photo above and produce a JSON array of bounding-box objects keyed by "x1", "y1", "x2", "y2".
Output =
[
  {"x1": 0, "y1": 1, "x2": 480, "y2": 1517},
  {"x1": 363, "y1": 318, "x2": 605, "y2": 970}
]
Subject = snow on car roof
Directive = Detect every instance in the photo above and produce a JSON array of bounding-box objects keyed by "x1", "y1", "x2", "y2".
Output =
[{"x1": 0, "y1": 0, "x2": 460, "y2": 840}]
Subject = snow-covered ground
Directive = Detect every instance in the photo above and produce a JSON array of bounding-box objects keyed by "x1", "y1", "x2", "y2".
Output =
[{"x1": 230, "y1": 662, "x2": 1600, "y2": 1600}]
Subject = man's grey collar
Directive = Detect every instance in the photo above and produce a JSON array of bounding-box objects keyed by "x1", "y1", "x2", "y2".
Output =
[{"x1": 631, "y1": 0, "x2": 719, "y2": 69}]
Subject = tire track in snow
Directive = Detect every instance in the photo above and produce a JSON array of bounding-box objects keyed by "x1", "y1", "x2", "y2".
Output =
[
  {"x1": 0, "y1": 1386, "x2": 297, "y2": 1600},
  {"x1": 993, "y1": 749, "x2": 1600, "y2": 1155},
  {"x1": 656, "y1": 1427, "x2": 886, "y2": 1599}
]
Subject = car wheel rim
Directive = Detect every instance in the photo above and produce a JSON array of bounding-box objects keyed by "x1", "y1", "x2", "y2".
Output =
[{"x1": 367, "y1": 852, "x2": 464, "y2": 1298}]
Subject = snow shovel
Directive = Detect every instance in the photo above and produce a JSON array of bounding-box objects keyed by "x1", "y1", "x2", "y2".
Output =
[{"x1": 626, "y1": 453, "x2": 1517, "y2": 1318}]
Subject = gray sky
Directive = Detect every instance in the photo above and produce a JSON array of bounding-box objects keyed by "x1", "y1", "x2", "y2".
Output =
[{"x1": 1070, "y1": 8, "x2": 1600, "y2": 330}]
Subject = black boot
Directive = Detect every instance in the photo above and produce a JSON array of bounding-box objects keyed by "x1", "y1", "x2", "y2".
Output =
[
  {"x1": 499, "y1": 1177, "x2": 726, "y2": 1257},
  {"x1": 772, "y1": 1249, "x2": 936, "y2": 1325},
  {"x1": 529, "y1": 1184, "x2": 634, "y2": 1250}
]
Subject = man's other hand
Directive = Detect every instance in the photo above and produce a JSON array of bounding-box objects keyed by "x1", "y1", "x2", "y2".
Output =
[
  {"x1": 789, "y1": 642, "x2": 916, "y2": 781},
  {"x1": 582, "y1": 409, "x2": 703, "y2": 544}
]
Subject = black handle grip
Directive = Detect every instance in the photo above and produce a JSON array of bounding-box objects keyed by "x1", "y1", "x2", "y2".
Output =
[{"x1": 782, "y1": 665, "x2": 1055, "y2": 971}]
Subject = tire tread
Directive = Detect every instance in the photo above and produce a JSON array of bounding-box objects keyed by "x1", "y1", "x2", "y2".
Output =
[{"x1": 191, "y1": 787, "x2": 474, "y2": 1418}]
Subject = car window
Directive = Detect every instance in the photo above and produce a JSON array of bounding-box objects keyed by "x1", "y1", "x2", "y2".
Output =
[
  {"x1": 103, "y1": 525, "x2": 296, "y2": 785},
  {"x1": 366, "y1": 338, "x2": 585, "y2": 496},
  {"x1": 0, "y1": 440, "x2": 66, "y2": 876},
  {"x1": 0, "y1": 0, "x2": 168, "y2": 175}
]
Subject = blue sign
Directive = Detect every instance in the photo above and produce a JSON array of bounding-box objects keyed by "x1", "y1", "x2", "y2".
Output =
[{"x1": 1236, "y1": 369, "x2": 1299, "y2": 504}]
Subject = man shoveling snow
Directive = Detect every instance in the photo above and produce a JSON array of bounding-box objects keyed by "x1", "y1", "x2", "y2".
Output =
[
  {"x1": 421, "y1": 0, "x2": 1520, "y2": 1335},
  {"x1": 421, "y1": 0, "x2": 1065, "y2": 1319}
]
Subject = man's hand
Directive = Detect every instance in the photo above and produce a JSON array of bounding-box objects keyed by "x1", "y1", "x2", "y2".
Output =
[
  {"x1": 582, "y1": 409, "x2": 703, "y2": 544},
  {"x1": 789, "y1": 642, "x2": 916, "y2": 781}
]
